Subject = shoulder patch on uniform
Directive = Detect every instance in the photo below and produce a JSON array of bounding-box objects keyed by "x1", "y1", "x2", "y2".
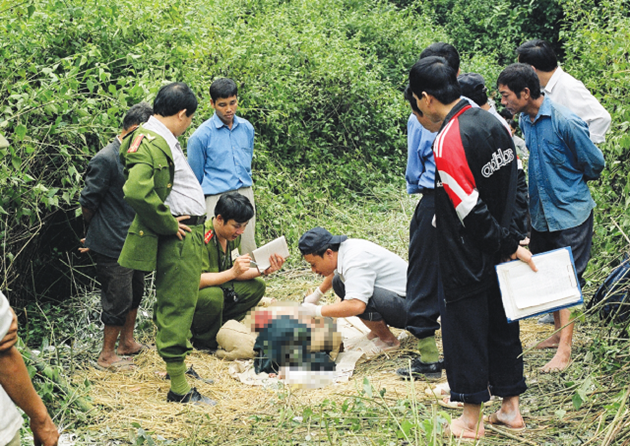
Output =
[
  {"x1": 127, "y1": 134, "x2": 145, "y2": 153},
  {"x1": 145, "y1": 134, "x2": 156, "y2": 141},
  {"x1": 204, "y1": 229, "x2": 214, "y2": 244}
]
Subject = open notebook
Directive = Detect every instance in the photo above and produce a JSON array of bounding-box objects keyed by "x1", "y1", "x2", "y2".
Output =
[
  {"x1": 496, "y1": 247, "x2": 583, "y2": 322},
  {"x1": 251, "y1": 236, "x2": 290, "y2": 272}
]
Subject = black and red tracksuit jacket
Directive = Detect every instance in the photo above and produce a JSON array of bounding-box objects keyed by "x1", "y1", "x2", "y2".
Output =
[{"x1": 433, "y1": 99, "x2": 520, "y2": 303}]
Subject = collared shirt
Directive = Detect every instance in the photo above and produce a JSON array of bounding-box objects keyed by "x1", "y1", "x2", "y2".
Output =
[
  {"x1": 405, "y1": 97, "x2": 478, "y2": 195},
  {"x1": 143, "y1": 116, "x2": 206, "y2": 216},
  {"x1": 187, "y1": 113, "x2": 255, "y2": 195},
  {"x1": 520, "y1": 96, "x2": 605, "y2": 232},
  {"x1": 405, "y1": 114, "x2": 437, "y2": 194},
  {"x1": 79, "y1": 137, "x2": 136, "y2": 257},
  {"x1": 336, "y1": 239, "x2": 407, "y2": 304},
  {"x1": 544, "y1": 67, "x2": 611, "y2": 144}
]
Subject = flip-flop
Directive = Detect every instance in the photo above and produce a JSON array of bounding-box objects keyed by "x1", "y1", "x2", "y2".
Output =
[
  {"x1": 93, "y1": 359, "x2": 137, "y2": 372},
  {"x1": 425, "y1": 382, "x2": 450, "y2": 398},
  {"x1": 118, "y1": 343, "x2": 150, "y2": 356},
  {"x1": 483, "y1": 413, "x2": 526, "y2": 432},
  {"x1": 438, "y1": 396, "x2": 465, "y2": 409}
]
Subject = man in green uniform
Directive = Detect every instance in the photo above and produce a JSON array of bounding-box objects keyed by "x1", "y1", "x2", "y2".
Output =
[
  {"x1": 118, "y1": 82, "x2": 214, "y2": 405},
  {"x1": 191, "y1": 192, "x2": 284, "y2": 350}
]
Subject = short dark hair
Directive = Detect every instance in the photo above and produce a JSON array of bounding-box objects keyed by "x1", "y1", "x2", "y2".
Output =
[
  {"x1": 404, "y1": 84, "x2": 422, "y2": 116},
  {"x1": 153, "y1": 82, "x2": 198, "y2": 118},
  {"x1": 409, "y1": 56, "x2": 461, "y2": 105},
  {"x1": 516, "y1": 39, "x2": 558, "y2": 72},
  {"x1": 122, "y1": 102, "x2": 153, "y2": 131},
  {"x1": 497, "y1": 63, "x2": 542, "y2": 100},
  {"x1": 210, "y1": 78, "x2": 238, "y2": 102},
  {"x1": 311, "y1": 243, "x2": 340, "y2": 258},
  {"x1": 214, "y1": 192, "x2": 254, "y2": 224},
  {"x1": 420, "y1": 42, "x2": 460, "y2": 73}
]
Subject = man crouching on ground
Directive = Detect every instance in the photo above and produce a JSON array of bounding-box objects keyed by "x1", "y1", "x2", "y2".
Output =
[
  {"x1": 408, "y1": 56, "x2": 537, "y2": 439},
  {"x1": 298, "y1": 227, "x2": 407, "y2": 351}
]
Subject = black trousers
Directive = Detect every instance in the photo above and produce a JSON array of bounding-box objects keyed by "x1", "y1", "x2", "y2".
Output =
[
  {"x1": 332, "y1": 275, "x2": 407, "y2": 329},
  {"x1": 439, "y1": 278, "x2": 527, "y2": 404},
  {"x1": 405, "y1": 193, "x2": 440, "y2": 340}
]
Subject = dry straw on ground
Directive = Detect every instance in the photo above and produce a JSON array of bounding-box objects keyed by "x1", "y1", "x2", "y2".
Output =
[{"x1": 76, "y1": 305, "x2": 562, "y2": 444}]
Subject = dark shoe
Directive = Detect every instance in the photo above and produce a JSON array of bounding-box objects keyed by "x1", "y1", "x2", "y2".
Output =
[
  {"x1": 166, "y1": 387, "x2": 217, "y2": 406},
  {"x1": 165, "y1": 366, "x2": 214, "y2": 385},
  {"x1": 396, "y1": 358, "x2": 444, "y2": 379}
]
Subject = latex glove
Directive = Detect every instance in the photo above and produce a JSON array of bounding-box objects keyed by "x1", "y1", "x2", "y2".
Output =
[
  {"x1": 299, "y1": 303, "x2": 323, "y2": 318},
  {"x1": 303, "y1": 287, "x2": 324, "y2": 304}
]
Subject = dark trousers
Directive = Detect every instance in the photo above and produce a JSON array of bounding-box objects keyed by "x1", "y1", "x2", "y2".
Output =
[
  {"x1": 405, "y1": 193, "x2": 440, "y2": 340},
  {"x1": 530, "y1": 211, "x2": 593, "y2": 287},
  {"x1": 332, "y1": 275, "x2": 406, "y2": 329},
  {"x1": 94, "y1": 252, "x2": 145, "y2": 327},
  {"x1": 439, "y1": 278, "x2": 527, "y2": 404}
]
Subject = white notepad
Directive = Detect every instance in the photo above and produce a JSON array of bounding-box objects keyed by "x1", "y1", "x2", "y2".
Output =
[
  {"x1": 251, "y1": 236, "x2": 290, "y2": 272},
  {"x1": 496, "y1": 247, "x2": 583, "y2": 322}
]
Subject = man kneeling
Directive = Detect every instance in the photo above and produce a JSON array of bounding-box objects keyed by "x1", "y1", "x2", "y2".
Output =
[
  {"x1": 298, "y1": 227, "x2": 406, "y2": 351},
  {"x1": 191, "y1": 192, "x2": 284, "y2": 350}
]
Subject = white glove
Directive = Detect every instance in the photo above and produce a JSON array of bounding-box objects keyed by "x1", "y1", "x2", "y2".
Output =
[
  {"x1": 303, "y1": 287, "x2": 324, "y2": 304},
  {"x1": 299, "y1": 303, "x2": 323, "y2": 318}
]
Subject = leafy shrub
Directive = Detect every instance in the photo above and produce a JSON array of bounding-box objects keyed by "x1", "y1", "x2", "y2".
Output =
[
  {"x1": 398, "y1": 0, "x2": 564, "y2": 64},
  {"x1": 558, "y1": 0, "x2": 630, "y2": 282},
  {"x1": 0, "y1": 0, "x2": 454, "y2": 303}
]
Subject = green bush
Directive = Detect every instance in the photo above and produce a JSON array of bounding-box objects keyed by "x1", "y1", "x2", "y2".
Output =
[
  {"x1": 557, "y1": 0, "x2": 630, "y2": 282},
  {"x1": 0, "y1": 0, "x2": 459, "y2": 302},
  {"x1": 399, "y1": 0, "x2": 564, "y2": 64}
]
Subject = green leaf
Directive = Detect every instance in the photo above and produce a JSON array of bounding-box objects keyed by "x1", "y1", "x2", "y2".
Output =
[{"x1": 15, "y1": 124, "x2": 27, "y2": 140}]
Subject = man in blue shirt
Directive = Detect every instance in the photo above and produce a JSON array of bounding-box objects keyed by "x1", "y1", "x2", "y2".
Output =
[
  {"x1": 398, "y1": 43, "x2": 464, "y2": 380},
  {"x1": 498, "y1": 64, "x2": 605, "y2": 373},
  {"x1": 187, "y1": 78, "x2": 257, "y2": 255}
]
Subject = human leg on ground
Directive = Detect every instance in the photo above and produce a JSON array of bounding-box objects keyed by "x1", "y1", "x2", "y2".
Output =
[
  {"x1": 530, "y1": 213, "x2": 592, "y2": 372},
  {"x1": 486, "y1": 282, "x2": 526, "y2": 428},
  {"x1": 155, "y1": 227, "x2": 205, "y2": 398},
  {"x1": 404, "y1": 193, "x2": 440, "y2": 363},
  {"x1": 191, "y1": 287, "x2": 224, "y2": 350},
  {"x1": 117, "y1": 269, "x2": 146, "y2": 355}
]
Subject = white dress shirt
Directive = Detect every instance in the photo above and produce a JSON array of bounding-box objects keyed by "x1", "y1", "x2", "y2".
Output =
[
  {"x1": 544, "y1": 67, "x2": 611, "y2": 144},
  {"x1": 143, "y1": 116, "x2": 206, "y2": 216}
]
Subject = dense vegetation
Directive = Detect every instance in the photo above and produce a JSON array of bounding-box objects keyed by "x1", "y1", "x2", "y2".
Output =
[
  {"x1": 2, "y1": 0, "x2": 630, "y2": 443},
  {"x1": 0, "y1": 0, "x2": 500, "y2": 303}
]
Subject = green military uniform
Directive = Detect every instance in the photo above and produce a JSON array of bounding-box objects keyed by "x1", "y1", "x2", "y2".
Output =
[
  {"x1": 119, "y1": 126, "x2": 205, "y2": 363},
  {"x1": 191, "y1": 219, "x2": 265, "y2": 350}
]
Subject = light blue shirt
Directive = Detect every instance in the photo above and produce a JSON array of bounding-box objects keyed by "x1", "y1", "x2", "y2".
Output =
[
  {"x1": 405, "y1": 97, "x2": 478, "y2": 194},
  {"x1": 405, "y1": 113, "x2": 437, "y2": 194},
  {"x1": 520, "y1": 96, "x2": 605, "y2": 232},
  {"x1": 187, "y1": 113, "x2": 255, "y2": 195}
]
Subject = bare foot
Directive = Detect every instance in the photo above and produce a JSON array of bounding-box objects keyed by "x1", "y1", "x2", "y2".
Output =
[
  {"x1": 367, "y1": 331, "x2": 378, "y2": 340},
  {"x1": 532, "y1": 335, "x2": 560, "y2": 349},
  {"x1": 118, "y1": 340, "x2": 146, "y2": 356},
  {"x1": 446, "y1": 417, "x2": 484, "y2": 440},
  {"x1": 373, "y1": 338, "x2": 400, "y2": 352},
  {"x1": 541, "y1": 350, "x2": 571, "y2": 373},
  {"x1": 484, "y1": 411, "x2": 525, "y2": 430},
  {"x1": 97, "y1": 353, "x2": 132, "y2": 369}
]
